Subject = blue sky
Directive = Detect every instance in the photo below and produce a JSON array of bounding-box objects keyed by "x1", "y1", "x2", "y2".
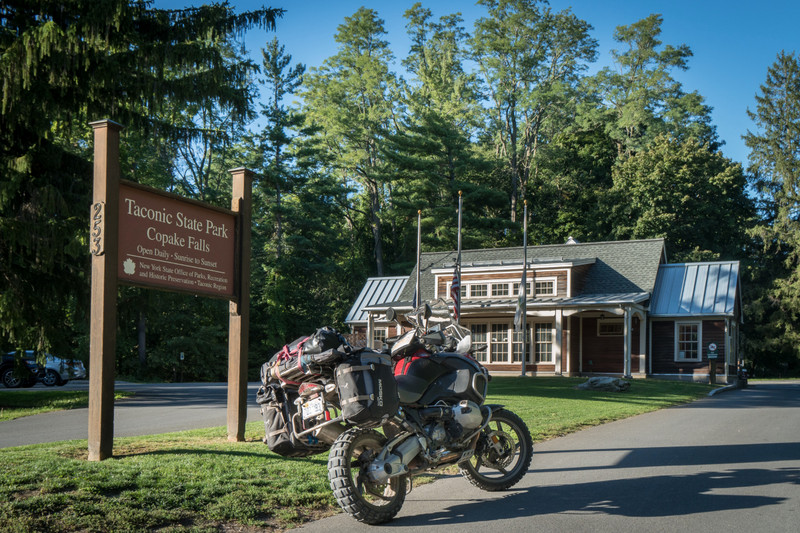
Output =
[{"x1": 158, "y1": 0, "x2": 800, "y2": 167}]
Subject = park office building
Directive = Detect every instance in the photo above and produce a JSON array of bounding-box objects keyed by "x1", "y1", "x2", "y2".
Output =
[{"x1": 345, "y1": 238, "x2": 742, "y2": 384}]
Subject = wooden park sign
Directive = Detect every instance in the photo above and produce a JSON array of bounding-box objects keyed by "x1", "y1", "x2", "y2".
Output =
[
  {"x1": 88, "y1": 120, "x2": 252, "y2": 461},
  {"x1": 116, "y1": 181, "x2": 236, "y2": 298}
]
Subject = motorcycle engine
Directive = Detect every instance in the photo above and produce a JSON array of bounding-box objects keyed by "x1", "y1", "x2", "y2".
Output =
[{"x1": 425, "y1": 400, "x2": 483, "y2": 447}]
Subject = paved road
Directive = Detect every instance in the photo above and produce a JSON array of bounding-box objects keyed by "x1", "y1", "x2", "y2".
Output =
[
  {"x1": 299, "y1": 381, "x2": 800, "y2": 533},
  {"x1": 0, "y1": 381, "x2": 264, "y2": 448}
]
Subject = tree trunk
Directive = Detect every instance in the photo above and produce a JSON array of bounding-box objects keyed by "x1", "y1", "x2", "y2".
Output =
[
  {"x1": 137, "y1": 310, "x2": 147, "y2": 371},
  {"x1": 368, "y1": 180, "x2": 384, "y2": 276}
]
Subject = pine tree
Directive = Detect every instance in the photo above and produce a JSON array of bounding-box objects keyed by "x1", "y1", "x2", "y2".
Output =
[
  {"x1": 0, "y1": 1, "x2": 282, "y2": 351},
  {"x1": 744, "y1": 51, "x2": 800, "y2": 375}
]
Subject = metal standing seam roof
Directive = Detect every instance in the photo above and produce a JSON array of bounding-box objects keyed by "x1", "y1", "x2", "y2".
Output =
[
  {"x1": 650, "y1": 261, "x2": 740, "y2": 317},
  {"x1": 345, "y1": 276, "x2": 408, "y2": 324}
]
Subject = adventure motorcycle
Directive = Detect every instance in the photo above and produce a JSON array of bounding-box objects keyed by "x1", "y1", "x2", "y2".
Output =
[{"x1": 256, "y1": 299, "x2": 533, "y2": 524}]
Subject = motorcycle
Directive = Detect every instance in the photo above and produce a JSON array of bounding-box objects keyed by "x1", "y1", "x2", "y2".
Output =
[{"x1": 257, "y1": 299, "x2": 533, "y2": 524}]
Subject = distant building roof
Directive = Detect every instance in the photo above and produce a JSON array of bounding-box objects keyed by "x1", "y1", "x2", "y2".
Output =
[
  {"x1": 398, "y1": 238, "x2": 666, "y2": 303},
  {"x1": 345, "y1": 276, "x2": 407, "y2": 324},
  {"x1": 650, "y1": 261, "x2": 740, "y2": 317}
]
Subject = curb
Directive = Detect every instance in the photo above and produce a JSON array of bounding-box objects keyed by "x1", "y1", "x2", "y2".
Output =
[{"x1": 708, "y1": 382, "x2": 746, "y2": 396}]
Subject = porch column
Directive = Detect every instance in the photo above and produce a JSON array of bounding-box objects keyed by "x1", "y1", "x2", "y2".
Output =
[
  {"x1": 623, "y1": 309, "x2": 632, "y2": 378},
  {"x1": 366, "y1": 311, "x2": 374, "y2": 349},
  {"x1": 555, "y1": 309, "x2": 563, "y2": 375},
  {"x1": 638, "y1": 314, "x2": 647, "y2": 375}
]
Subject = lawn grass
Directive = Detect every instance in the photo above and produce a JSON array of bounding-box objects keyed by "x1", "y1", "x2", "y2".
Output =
[
  {"x1": 0, "y1": 377, "x2": 716, "y2": 532},
  {"x1": 0, "y1": 390, "x2": 134, "y2": 422}
]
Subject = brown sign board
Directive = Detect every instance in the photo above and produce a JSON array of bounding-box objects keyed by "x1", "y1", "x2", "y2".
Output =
[{"x1": 117, "y1": 181, "x2": 236, "y2": 298}]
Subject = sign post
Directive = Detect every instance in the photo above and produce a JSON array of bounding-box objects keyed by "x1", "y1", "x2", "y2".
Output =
[
  {"x1": 707, "y1": 342, "x2": 719, "y2": 385},
  {"x1": 227, "y1": 168, "x2": 253, "y2": 442},
  {"x1": 88, "y1": 120, "x2": 123, "y2": 461},
  {"x1": 88, "y1": 121, "x2": 252, "y2": 459}
]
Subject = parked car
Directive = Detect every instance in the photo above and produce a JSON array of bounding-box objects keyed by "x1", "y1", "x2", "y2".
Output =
[
  {"x1": 42, "y1": 354, "x2": 87, "y2": 386},
  {"x1": 27, "y1": 351, "x2": 86, "y2": 386},
  {"x1": 1, "y1": 353, "x2": 40, "y2": 388}
]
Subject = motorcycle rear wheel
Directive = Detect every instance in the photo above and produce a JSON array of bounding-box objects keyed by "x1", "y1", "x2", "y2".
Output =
[
  {"x1": 327, "y1": 427, "x2": 406, "y2": 524},
  {"x1": 459, "y1": 408, "x2": 532, "y2": 491}
]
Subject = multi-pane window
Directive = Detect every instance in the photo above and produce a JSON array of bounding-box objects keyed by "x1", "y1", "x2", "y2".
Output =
[
  {"x1": 534, "y1": 279, "x2": 556, "y2": 296},
  {"x1": 470, "y1": 324, "x2": 488, "y2": 362},
  {"x1": 512, "y1": 325, "x2": 531, "y2": 363},
  {"x1": 513, "y1": 282, "x2": 532, "y2": 296},
  {"x1": 491, "y1": 283, "x2": 509, "y2": 297},
  {"x1": 677, "y1": 322, "x2": 701, "y2": 361},
  {"x1": 598, "y1": 319, "x2": 624, "y2": 336},
  {"x1": 534, "y1": 323, "x2": 553, "y2": 363},
  {"x1": 490, "y1": 324, "x2": 509, "y2": 363},
  {"x1": 372, "y1": 328, "x2": 387, "y2": 346},
  {"x1": 470, "y1": 284, "x2": 487, "y2": 298}
]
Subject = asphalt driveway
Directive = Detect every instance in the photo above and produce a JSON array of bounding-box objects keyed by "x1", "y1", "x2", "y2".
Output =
[
  {"x1": 299, "y1": 381, "x2": 800, "y2": 533},
  {"x1": 0, "y1": 381, "x2": 264, "y2": 448}
]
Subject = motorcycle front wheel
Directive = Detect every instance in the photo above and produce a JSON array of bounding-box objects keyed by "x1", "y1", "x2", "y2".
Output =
[
  {"x1": 327, "y1": 428, "x2": 406, "y2": 524},
  {"x1": 459, "y1": 408, "x2": 532, "y2": 491}
]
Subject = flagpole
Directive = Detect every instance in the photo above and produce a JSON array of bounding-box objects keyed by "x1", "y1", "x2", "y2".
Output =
[
  {"x1": 414, "y1": 210, "x2": 422, "y2": 309},
  {"x1": 455, "y1": 191, "x2": 462, "y2": 324},
  {"x1": 520, "y1": 201, "x2": 528, "y2": 376}
]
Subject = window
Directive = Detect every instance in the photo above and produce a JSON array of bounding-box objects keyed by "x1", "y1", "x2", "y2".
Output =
[
  {"x1": 512, "y1": 325, "x2": 531, "y2": 363},
  {"x1": 470, "y1": 324, "x2": 488, "y2": 362},
  {"x1": 676, "y1": 322, "x2": 701, "y2": 361},
  {"x1": 598, "y1": 319, "x2": 624, "y2": 336},
  {"x1": 491, "y1": 283, "x2": 509, "y2": 297},
  {"x1": 534, "y1": 323, "x2": 553, "y2": 363},
  {"x1": 372, "y1": 328, "x2": 387, "y2": 346},
  {"x1": 513, "y1": 282, "x2": 532, "y2": 296},
  {"x1": 534, "y1": 278, "x2": 556, "y2": 296},
  {"x1": 470, "y1": 284, "x2": 487, "y2": 298},
  {"x1": 490, "y1": 324, "x2": 509, "y2": 363}
]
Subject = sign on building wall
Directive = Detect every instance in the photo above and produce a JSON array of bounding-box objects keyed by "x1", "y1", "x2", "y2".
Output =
[{"x1": 117, "y1": 182, "x2": 236, "y2": 298}]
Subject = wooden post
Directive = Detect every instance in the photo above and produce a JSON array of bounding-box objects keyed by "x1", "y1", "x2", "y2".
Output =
[
  {"x1": 227, "y1": 168, "x2": 253, "y2": 441},
  {"x1": 88, "y1": 120, "x2": 123, "y2": 461}
]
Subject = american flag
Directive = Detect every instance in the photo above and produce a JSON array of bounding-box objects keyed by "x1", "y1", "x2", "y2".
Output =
[{"x1": 451, "y1": 266, "x2": 460, "y2": 320}]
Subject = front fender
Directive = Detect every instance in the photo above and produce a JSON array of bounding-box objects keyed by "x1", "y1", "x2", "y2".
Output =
[{"x1": 484, "y1": 404, "x2": 505, "y2": 413}]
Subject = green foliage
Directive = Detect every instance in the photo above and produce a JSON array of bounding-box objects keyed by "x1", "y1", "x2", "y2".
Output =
[
  {"x1": 608, "y1": 135, "x2": 753, "y2": 261},
  {"x1": 0, "y1": 3, "x2": 782, "y2": 377},
  {"x1": 743, "y1": 51, "x2": 800, "y2": 375},
  {"x1": 0, "y1": 1, "x2": 282, "y2": 352},
  {"x1": 585, "y1": 14, "x2": 717, "y2": 156},
  {"x1": 300, "y1": 7, "x2": 401, "y2": 276},
  {"x1": 471, "y1": 0, "x2": 598, "y2": 221}
]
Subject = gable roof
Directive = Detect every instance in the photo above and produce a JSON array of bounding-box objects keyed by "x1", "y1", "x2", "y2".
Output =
[
  {"x1": 397, "y1": 238, "x2": 667, "y2": 303},
  {"x1": 345, "y1": 276, "x2": 407, "y2": 324},
  {"x1": 650, "y1": 261, "x2": 740, "y2": 317}
]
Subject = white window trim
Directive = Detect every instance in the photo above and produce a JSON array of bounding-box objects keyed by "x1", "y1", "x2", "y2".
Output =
[
  {"x1": 534, "y1": 322, "x2": 555, "y2": 363},
  {"x1": 463, "y1": 320, "x2": 556, "y2": 365},
  {"x1": 597, "y1": 318, "x2": 624, "y2": 337},
  {"x1": 533, "y1": 277, "x2": 558, "y2": 297},
  {"x1": 489, "y1": 322, "x2": 510, "y2": 363},
  {"x1": 675, "y1": 321, "x2": 703, "y2": 362},
  {"x1": 371, "y1": 327, "x2": 388, "y2": 344}
]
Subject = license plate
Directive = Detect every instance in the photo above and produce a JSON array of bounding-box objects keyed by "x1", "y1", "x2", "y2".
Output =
[{"x1": 302, "y1": 396, "x2": 325, "y2": 420}]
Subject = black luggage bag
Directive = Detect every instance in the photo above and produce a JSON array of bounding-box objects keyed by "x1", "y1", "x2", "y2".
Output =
[
  {"x1": 256, "y1": 384, "x2": 329, "y2": 457},
  {"x1": 335, "y1": 350, "x2": 399, "y2": 428}
]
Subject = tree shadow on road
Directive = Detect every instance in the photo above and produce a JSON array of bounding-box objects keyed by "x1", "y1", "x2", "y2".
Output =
[{"x1": 391, "y1": 466, "x2": 799, "y2": 527}]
